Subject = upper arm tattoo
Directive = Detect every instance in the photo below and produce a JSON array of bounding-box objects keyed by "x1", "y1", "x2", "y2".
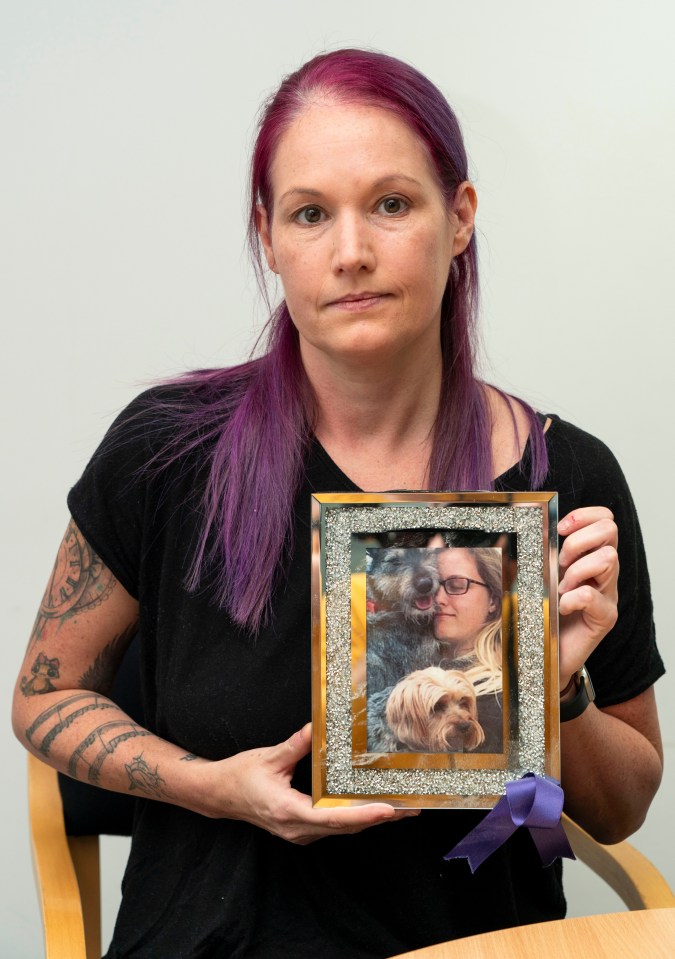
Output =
[
  {"x1": 30, "y1": 520, "x2": 116, "y2": 647},
  {"x1": 78, "y1": 623, "x2": 138, "y2": 695},
  {"x1": 21, "y1": 652, "x2": 61, "y2": 696}
]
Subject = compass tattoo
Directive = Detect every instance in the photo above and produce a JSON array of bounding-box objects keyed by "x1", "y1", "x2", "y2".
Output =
[{"x1": 30, "y1": 520, "x2": 116, "y2": 647}]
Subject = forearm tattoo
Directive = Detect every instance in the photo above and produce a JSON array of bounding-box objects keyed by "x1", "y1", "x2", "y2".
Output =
[
  {"x1": 125, "y1": 754, "x2": 167, "y2": 797},
  {"x1": 26, "y1": 692, "x2": 160, "y2": 788},
  {"x1": 26, "y1": 693, "x2": 123, "y2": 757},
  {"x1": 30, "y1": 520, "x2": 116, "y2": 647},
  {"x1": 68, "y1": 720, "x2": 153, "y2": 784},
  {"x1": 78, "y1": 623, "x2": 138, "y2": 694}
]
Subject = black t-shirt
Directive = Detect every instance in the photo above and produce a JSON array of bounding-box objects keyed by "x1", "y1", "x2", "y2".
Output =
[{"x1": 68, "y1": 392, "x2": 664, "y2": 959}]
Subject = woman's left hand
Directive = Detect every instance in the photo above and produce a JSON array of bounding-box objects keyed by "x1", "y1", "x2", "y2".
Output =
[{"x1": 557, "y1": 506, "x2": 619, "y2": 690}]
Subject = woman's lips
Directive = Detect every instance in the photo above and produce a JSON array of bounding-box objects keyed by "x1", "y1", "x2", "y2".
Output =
[{"x1": 327, "y1": 293, "x2": 389, "y2": 312}]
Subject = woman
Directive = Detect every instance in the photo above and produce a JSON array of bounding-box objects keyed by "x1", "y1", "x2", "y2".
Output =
[
  {"x1": 433, "y1": 547, "x2": 504, "y2": 752},
  {"x1": 433, "y1": 547, "x2": 503, "y2": 668},
  {"x1": 13, "y1": 49, "x2": 664, "y2": 957}
]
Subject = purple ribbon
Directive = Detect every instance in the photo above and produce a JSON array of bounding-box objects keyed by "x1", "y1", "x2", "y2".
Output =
[{"x1": 444, "y1": 773, "x2": 575, "y2": 873}]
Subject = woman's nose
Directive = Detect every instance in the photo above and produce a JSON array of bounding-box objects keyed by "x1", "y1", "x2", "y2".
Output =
[
  {"x1": 331, "y1": 213, "x2": 376, "y2": 274},
  {"x1": 434, "y1": 583, "x2": 448, "y2": 606}
]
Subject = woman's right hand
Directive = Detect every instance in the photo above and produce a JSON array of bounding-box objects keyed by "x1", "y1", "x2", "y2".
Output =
[{"x1": 191, "y1": 723, "x2": 418, "y2": 844}]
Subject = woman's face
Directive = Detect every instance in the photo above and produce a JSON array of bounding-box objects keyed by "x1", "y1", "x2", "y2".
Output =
[
  {"x1": 433, "y1": 549, "x2": 494, "y2": 655},
  {"x1": 257, "y1": 101, "x2": 475, "y2": 369}
]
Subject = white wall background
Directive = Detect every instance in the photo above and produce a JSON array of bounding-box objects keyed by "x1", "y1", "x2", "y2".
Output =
[{"x1": 1, "y1": 1, "x2": 673, "y2": 954}]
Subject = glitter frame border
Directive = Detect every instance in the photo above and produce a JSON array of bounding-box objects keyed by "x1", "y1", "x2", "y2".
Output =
[{"x1": 311, "y1": 492, "x2": 559, "y2": 809}]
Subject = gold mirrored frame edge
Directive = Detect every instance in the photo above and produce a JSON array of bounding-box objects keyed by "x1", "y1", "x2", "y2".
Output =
[
  {"x1": 544, "y1": 492, "x2": 561, "y2": 782},
  {"x1": 311, "y1": 490, "x2": 559, "y2": 807}
]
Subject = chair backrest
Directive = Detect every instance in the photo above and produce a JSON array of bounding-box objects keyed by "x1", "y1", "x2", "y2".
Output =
[
  {"x1": 562, "y1": 815, "x2": 675, "y2": 911},
  {"x1": 29, "y1": 752, "x2": 97, "y2": 959}
]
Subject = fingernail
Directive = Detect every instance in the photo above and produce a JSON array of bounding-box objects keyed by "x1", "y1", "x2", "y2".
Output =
[{"x1": 558, "y1": 518, "x2": 570, "y2": 533}]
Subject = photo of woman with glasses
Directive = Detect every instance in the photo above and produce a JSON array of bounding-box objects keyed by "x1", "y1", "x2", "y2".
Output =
[
  {"x1": 365, "y1": 546, "x2": 504, "y2": 754},
  {"x1": 432, "y1": 547, "x2": 504, "y2": 752}
]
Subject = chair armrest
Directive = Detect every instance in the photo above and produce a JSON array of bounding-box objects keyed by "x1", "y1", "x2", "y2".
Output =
[
  {"x1": 28, "y1": 753, "x2": 89, "y2": 959},
  {"x1": 563, "y1": 813, "x2": 675, "y2": 910}
]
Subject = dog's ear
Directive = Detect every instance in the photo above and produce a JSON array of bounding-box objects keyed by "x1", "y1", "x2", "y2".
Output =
[
  {"x1": 465, "y1": 719, "x2": 486, "y2": 750},
  {"x1": 464, "y1": 689, "x2": 485, "y2": 750},
  {"x1": 386, "y1": 678, "x2": 423, "y2": 751},
  {"x1": 385, "y1": 682, "x2": 408, "y2": 743}
]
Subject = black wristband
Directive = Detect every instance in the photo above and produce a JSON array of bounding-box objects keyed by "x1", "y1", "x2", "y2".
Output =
[{"x1": 560, "y1": 666, "x2": 596, "y2": 722}]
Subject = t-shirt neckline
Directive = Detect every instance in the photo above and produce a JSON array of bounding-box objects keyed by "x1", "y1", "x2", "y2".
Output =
[{"x1": 312, "y1": 415, "x2": 557, "y2": 493}]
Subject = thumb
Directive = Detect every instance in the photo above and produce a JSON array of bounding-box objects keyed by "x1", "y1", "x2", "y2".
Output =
[{"x1": 268, "y1": 722, "x2": 312, "y2": 772}]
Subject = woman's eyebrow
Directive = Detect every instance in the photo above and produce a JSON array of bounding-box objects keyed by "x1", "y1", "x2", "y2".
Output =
[
  {"x1": 277, "y1": 187, "x2": 323, "y2": 205},
  {"x1": 277, "y1": 174, "x2": 424, "y2": 206},
  {"x1": 371, "y1": 174, "x2": 424, "y2": 190}
]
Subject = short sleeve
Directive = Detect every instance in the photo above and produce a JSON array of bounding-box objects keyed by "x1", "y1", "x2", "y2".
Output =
[
  {"x1": 546, "y1": 419, "x2": 664, "y2": 708},
  {"x1": 67, "y1": 391, "x2": 160, "y2": 600}
]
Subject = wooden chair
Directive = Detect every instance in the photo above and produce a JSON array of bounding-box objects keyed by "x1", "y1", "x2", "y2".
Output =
[
  {"x1": 562, "y1": 815, "x2": 675, "y2": 912},
  {"x1": 29, "y1": 752, "x2": 105, "y2": 959},
  {"x1": 28, "y1": 746, "x2": 675, "y2": 959},
  {"x1": 28, "y1": 635, "x2": 144, "y2": 959}
]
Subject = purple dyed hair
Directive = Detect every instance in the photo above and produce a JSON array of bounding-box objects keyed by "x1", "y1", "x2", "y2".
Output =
[{"x1": 148, "y1": 49, "x2": 547, "y2": 630}]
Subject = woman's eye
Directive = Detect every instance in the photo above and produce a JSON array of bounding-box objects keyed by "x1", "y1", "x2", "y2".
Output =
[
  {"x1": 295, "y1": 206, "x2": 324, "y2": 225},
  {"x1": 378, "y1": 196, "x2": 407, "y2": 216}
]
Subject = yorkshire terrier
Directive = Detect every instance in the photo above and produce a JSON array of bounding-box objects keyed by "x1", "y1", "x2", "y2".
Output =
[{"x1": 382, "y1": 666, "x2": 485, "y2": 753}]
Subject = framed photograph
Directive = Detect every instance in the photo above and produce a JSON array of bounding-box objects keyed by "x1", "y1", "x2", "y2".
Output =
[{"x1": 311, "y1": 492, "x2": 559, "y2": 809}]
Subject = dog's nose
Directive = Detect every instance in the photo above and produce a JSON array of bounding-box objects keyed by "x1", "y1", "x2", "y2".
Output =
[{"x1": 415, "y1": 574, "x2": 434, "y2": 594}]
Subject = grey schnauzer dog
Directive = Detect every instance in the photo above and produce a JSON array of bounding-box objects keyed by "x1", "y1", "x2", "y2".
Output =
[{"x1": 365, "y1": 547, "x2": 440, "y2": 751}]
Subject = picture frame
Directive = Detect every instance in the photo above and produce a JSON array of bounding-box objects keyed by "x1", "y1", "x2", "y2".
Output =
[{"x1": 311, "y1": 491, "x2": 559, "y2": 809}]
